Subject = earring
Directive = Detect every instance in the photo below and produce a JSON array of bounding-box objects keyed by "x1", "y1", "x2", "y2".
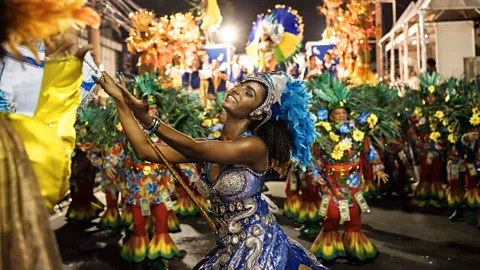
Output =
[{"x1": 251, "y1": 111, "x2": 263, "y2": 121}]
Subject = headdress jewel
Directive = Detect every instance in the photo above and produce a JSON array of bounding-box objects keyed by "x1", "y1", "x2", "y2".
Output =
[{"x1": 243, "y1": 71, "x2": 316, "y2": 168}]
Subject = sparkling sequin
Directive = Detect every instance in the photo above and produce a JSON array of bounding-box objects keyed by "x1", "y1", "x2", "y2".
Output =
[
  {"x1": 236, "y1": 202, "x2": 243, "y2": 210},
  {"x1": 232, "y1": 235, "x2": 239, "y2": 245},
  {"x1": 213, "y1": 169, "x2": 247, "y2": 196}
]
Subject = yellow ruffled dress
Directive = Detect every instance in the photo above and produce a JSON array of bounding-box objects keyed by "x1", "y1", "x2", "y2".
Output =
[
  {"x1": 4, "y1": 56, "x2": 83, "y2": 210},
  {"x1": 201, "y1": 0, "x2": 223, "y2": 31}
]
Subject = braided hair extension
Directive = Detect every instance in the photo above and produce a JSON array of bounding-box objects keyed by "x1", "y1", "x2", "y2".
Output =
[{"x1": 254, "y1": 118, "x2": 292, "y2": 175}]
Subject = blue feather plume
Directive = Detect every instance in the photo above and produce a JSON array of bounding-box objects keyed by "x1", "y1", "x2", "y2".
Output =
[{"x1": 278, "y1": 79, "x2": 317, "y2": 168}]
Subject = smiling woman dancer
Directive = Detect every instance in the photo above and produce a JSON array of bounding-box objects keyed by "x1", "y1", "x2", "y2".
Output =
[{"x1": 94, "y1": 70, "x2": 327, "y2": 269}]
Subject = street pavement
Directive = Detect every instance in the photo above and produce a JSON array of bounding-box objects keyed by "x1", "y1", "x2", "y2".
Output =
[{"x1": 53, "y1": 182, "x2": 480, "y2": 270}]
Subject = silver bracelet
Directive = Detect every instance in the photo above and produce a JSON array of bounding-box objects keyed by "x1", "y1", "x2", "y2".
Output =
[
  {"x1": 142, "y1": 115, "x2": 161, "y2": 133},
  {"x1": 142, "y1": 114, "x2": 156, "y2": 130},
  {"x1": 144, "y1": 116, "x2": 161, "y2": 133}
]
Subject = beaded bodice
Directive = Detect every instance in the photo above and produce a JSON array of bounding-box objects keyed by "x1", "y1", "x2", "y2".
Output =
[{"x1": 198, "y1": 163, "x2": 265, "y2": 204}]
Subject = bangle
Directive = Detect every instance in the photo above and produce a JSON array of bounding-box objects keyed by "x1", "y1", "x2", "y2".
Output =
[
  {"x1": 142, "y1": 114, "x2": 157, "y2": 130},
  {"x1": 143, "y1": 116, "x2": 161, "y2": 133}
]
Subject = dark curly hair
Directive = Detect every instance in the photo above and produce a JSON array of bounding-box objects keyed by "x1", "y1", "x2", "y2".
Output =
[{"x1": 253, "y1": 118, "x2": 292, "y2": 176}]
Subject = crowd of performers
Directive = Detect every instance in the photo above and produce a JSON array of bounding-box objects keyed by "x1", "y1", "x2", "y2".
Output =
[
  {"x1": 60, "y1": 61, "x2": 480, "y2": 268},
  {"x1": 2, "y1": 1, "x2": 480, "y2": 269}
]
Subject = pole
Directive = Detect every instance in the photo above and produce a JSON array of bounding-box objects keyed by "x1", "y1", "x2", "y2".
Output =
[
  {"x1": 392, "y1": 0, "x2": 397, "y2": 25},
  {"x1": 375, "y1": 1, "x2": 383, "y2": 77},
  {"x1": 419, "y1": 9, "x2": 427, "y2": 72},
  {"x1": 390, "y1": 34, "x2": 395, "y2": 82},
  {"x1": 416, "y1": 24, "x2": 421, "y2": 74},
  {"x1": 143, "y1": 132, "x2": 217, "y2": 232},
  {"x1": 398, "y1": 45, "x2": 403, "y2": 82},
  {"x1": 403, "y1": 23, "x2": 409, "y2": 81}
]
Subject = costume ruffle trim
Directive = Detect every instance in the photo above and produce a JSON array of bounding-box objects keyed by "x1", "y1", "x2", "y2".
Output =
[
  {"x1": 195, "y1": 193, "x2": 210, "y2": 211},
  {"x1": 363, "y1": 182, "x2": 380, "y2": 198},
  {"x1": 283, "y1": 195, "x2": 301, "y2": 220},
  {"x1": 447, "y1": 187, "x2": 465, "y2": 209},
  {"x1": 341, "y1": 231, "x2": 378, "y2": 261},
  {"x1": 168, "y1": 210, "x2": 182, "y2": 233},
  {"x1": 121, "y1": 205, "x2": 133, "y2": 231},
  {"x1": 310, "y1": 231, "x2": 346, "y2": 261},
  {"x1": 297, "y1": 201, "x2": 322, "y2": 223},
  {"x1": 414, "y1": 182, "x2": 430, "y2": 201},
  {"x1": 465, "y1": 188, "x2": 480, "y2": 208},
  {"x1": 429, "y1": 183, "x2": 446, "y2": 201},
  {"x1": 174, "y1": 197, "x2": 199, "y2": 217},
  {"x1": 66, "y1": 199, "x2": 103, "y2": 223},
  {"x1": 98, "y1": 207, "x2": 121, "y2": 229},
  {"x1": 146, "y1": 233, "x2": 181, "y2": 260},
  {"x1": 121, "y1": 235, "x2": 149, "y2": 262}
]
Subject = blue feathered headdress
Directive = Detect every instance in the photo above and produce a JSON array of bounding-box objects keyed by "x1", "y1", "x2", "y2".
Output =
[{"x1": 244, "y1": 72, "x2": 316, "y2": 168}]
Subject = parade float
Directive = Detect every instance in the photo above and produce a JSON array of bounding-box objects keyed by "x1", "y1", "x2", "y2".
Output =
[
  {"x1": 126, "y1": 10, "x2": 203, "y2": 79},
  {"x1": 317, "y1": 0, "x2": 377, "y2": 84},
  {"x1": 245, "y1": 5, "x2": 304, "y2": 72}
]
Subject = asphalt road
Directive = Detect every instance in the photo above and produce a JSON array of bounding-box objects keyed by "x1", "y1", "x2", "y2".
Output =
[{"x1": 53, "y1": 182, "x2": 480, "y2": 270}]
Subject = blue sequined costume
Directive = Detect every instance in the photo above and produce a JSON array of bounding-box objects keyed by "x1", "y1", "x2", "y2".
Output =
[{"x1": 195, "y1": 132, "x2": 327, "y2": 270}]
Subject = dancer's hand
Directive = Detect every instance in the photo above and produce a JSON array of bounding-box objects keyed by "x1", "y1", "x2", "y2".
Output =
[
  {"x1": 46, "y1": 31, "x2": 93, "y2": 61},
  {"x1": 465, "y1": 131, "x2": 480, "y2": 142},
  {"x1": 374, "y1": 171, "x2": 389, "y2": 185},
  {"x1": 104, "y1": 166, "x2": 117, "y2": 180},
  {"x1": 93, "y1": 72, "x2": 124, "y2": 101},
  {"x1": 313, "y1": 176, "x2": 326, "y2": 186},
  {"x1": 94, "y1": 72, "x2": 152, "y2": 126}
]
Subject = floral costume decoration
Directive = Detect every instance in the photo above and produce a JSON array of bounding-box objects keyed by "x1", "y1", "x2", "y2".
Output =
[
  {"x1": 77, "y1": 102, "x2": 127, "y2": 229},
  {"x1": 66, "y1": 144, "x2": 104, "y2": 223},
  {"x1": 410, "y1": 72, "x2": 446, "y2": 207},
  {"x1": 101, "y1": 134, "x2": 127, "y2": 229},
  {"x1": 112, "y1": 75, "x2": 186, "y2": 263},
  {"x1": 119, "y1": 137, "x2": 180, "y2": 263},
  {"x1": 440, "y1": 78, "x2": 467, "y2": 213},
  {"x1": 447, "y1": 78, "x2": 480, "y2": 224},
  {"x1": 309, "y1": 75, "x2": 384, "y2": 262},
  {"x1": 174, "y1": 163, "x2": 206, "y2": 216}
]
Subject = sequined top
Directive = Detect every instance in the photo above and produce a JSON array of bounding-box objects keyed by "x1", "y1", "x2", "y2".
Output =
[{"x1": 194, "y1": 131, "x2": 326, "y2": 270}]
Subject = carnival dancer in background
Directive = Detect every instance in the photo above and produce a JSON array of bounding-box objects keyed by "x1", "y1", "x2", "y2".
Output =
[
  {"x1": 102, "y1": 128, "x2": 128, "y2": 230},
  {"x1": 309, "y1": 74, "x2": 388, "y2": 263},
  {"x1": 112, "y1": 76, "x2": 180, "y2": 264},
  {"x1": 229, "y1": 55, "x2": 246, "y2": 88},
  {"x1": 0, "y1": 1, "x2": 100, "y2": 268},
  {"x1": 440, "y1": 78, "x2": 466, "y2": 221},
  {"x1": 297, "y1": 162, "x2": 323, "y2": 236},
  {"x1": 287, "y1": 60, "x2": 301, "y2": 79},
  {"x1": 174, "y1": 163, "x2": 205, "y2": 216},
  {"x1": 198, "y1": 53, "x2": 211, "y2": 107},
  {"x1": 182, "y1": 58, "x2": 201, "y2": 103},
  {"x1": 321, "y1": 52, "x2": 337, "y2": 79},
  {"x1": 207, "y1": 59, "x2": 228, "y2": 104},
  {"x1": 283, "y1": 163, "x2": 303, "y2": 222},
  {"x1": 304, "y1": 55, "x2": 322, "y2": 81},
  {"x1": 95, "y1": 69, "x2": 327, "y2": 269},
  {"x1": 410, "y1": 72, "x2": 446, "y2": 208},
  {"x1": 199, "y1": 0, "x2": 223, "y2": 44},
  {"x1": 66, "y1": 143, "x2": 104, "y2": 224},
  {"x1": 448, "y1": 78, "x2": 480, "y2": 225},
  {"x1": 246, "y1": 5, "x2": 304, "y2": 74}
]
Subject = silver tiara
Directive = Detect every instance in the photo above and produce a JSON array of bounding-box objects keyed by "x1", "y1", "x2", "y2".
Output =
[{"x1": 244, "y1": 72, "x2": 288, "y2": 122}]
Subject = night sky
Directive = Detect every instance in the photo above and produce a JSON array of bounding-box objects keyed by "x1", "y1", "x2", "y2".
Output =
[{"x1": 134, "y1": 0, "x2": 412, "y2": 54}]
